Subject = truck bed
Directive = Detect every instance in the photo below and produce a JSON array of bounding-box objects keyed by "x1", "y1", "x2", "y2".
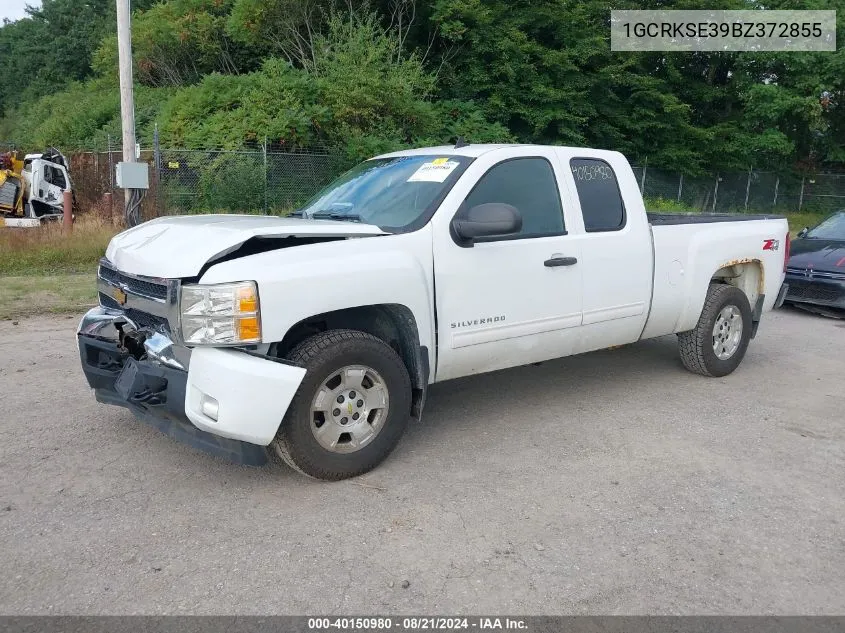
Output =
[{"x1": 647, "y1": 212, "x2": 785, "y2": 225}]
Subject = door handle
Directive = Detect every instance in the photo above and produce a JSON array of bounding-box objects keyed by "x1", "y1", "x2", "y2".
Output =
[{"x1": 544, "y1": 256, "x2": 578, "y2": 267}]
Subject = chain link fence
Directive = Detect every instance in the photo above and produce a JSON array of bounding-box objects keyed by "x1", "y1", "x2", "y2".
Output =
[
  {"x1": 5, "y1": 138, "x2": 845, "y2": 219},
  {"x1": 635, "y1": 163, "x2": 845, "y2": 215},
  {"x1": 68, "y1": 146, "x2": 157, "y2": 219},
  {"x1": 1, "y1": 138, "x2": 352, "y2": 221},
  {"x1": 156, "y1": 146, "x2": 349, "y2": 216}
]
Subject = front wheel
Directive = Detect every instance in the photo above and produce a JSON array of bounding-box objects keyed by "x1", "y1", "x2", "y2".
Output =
[
  {"x1": 271, "y1": 330, "x2": 412, "y2": 480},
  {"x1": 678, "y1": 283, "x2": 752, "y2": 377}
]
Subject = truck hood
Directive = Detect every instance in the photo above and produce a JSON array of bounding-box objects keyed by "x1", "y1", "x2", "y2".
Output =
[
  {"x1": 105, "y1": 214, "x2": 387, "y2": 278},
  {"x1": 788, "y1": 238, "x2": 845, "y2": 274}
]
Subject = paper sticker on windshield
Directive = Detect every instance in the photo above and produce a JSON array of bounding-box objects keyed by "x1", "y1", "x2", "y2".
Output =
[{"x1": 407, "y1": 158, "x2": 460, "y2": 183}]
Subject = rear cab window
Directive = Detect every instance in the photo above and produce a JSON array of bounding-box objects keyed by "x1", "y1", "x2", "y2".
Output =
[{"x1": 570, "y1": 158, "x2": 625, "y2": 232}]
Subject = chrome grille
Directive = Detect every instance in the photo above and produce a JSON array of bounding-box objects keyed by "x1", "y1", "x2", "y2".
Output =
[
  {"x1": 810, "y1": 271, "x2": 845, "y2": 281},
  {"x1": 97, "y1": 258, "x2": 181, "y2": 339},
  {"x1": 98, "y1": 262, "x2": 168, "y2": 300},
  {"x1": 98, "y1": 291, "x2": 121, "y2": 310},
  {"x1": 786, "y1": 267, "x2": 845, "y2": 281},
  {"x1": 125, "y1": 309, "x2": 170, "y2": 332}
]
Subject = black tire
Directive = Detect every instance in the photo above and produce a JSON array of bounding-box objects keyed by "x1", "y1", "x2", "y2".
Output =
[
  {"x1": 271, "y1": 329, "x2": 412, "y2": 480},
  {"x1": 678, "y1": 283, "x2": 752, "y2": 377}
]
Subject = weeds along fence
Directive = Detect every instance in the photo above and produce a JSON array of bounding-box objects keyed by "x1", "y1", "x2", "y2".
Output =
[{"x1": 5, "y1": 138, "x2": 845, "y2": 218}]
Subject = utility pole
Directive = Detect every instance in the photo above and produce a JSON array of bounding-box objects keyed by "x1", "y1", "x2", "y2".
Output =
[{"x1": 116, "y1": 0, "x2": 138, "y2": 225}]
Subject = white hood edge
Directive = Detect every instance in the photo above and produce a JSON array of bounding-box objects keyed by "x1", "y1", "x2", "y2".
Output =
[{"x1": 105, "y1": 214, "x2": 387, "y2": 278}]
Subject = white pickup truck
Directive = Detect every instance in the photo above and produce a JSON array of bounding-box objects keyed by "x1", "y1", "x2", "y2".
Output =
[{"x1": 78, "y1": 144, "x2": 790, "y2": 479}]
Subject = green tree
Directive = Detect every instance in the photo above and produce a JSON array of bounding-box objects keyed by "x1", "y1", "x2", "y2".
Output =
[
  {"x1": 2, "y1": 0, "x2": 843, "y2": 175},
  {"x1": 0, "y1": 0, "x2": 157, "y2": 116},
  {"x1": 93, "y1": 0, "x2": 253, "y2": 87},
  {"x1": 157, "y1": 11, "x2": 510, "y2": 159},
  {"x1": 0, "y1": 77, "x2": 170, "y2": 149},
  {"x1": 728, "y1": 6, "x2": 845, "y2": 170},
  {"x1": 428, "y1": 0, "x2": 706, "y2": 169}
]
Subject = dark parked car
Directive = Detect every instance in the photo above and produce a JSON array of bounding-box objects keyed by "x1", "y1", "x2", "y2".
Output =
[{"x1": 785, "y1": 210, "x2": 845, "y2": 316}]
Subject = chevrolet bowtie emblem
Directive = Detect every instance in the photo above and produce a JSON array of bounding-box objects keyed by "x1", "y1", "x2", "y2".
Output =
[{"x1": 113, "y1": 287, "x2": 128, "y2": 306}]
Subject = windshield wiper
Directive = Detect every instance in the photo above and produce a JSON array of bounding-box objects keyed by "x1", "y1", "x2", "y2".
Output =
[{"x1": 303, "y1": 211, "x2": 363, "y2": 222}]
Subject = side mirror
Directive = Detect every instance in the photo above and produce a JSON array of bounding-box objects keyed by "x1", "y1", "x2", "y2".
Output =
[
  {"x1": 797, "y1": 227, "x2": 809, "y2": 239},
  {"x1": 451, "y1": 203, "x2": 522, "y2": 244}
]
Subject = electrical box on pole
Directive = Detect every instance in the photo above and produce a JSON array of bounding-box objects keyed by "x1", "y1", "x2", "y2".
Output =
[{"x1": 116, "y1": 162, "x2": 149, "y2": 189}]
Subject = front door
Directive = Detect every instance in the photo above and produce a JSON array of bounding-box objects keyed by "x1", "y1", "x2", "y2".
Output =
[{"x1": 433, "y1": 152, "x2": 583, "y2": 381}]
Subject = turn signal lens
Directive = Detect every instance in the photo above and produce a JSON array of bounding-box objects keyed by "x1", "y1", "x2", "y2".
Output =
[
  {"x1": 237, "y1": 286, "x2": 258, "y2": 313},
  {"x1": 237, "y1": 315, "x2": 261, "y2": 341}
]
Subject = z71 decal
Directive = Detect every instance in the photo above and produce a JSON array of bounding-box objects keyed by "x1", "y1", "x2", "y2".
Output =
[{"x1": 763, "y1": 238, "x2": 780, "y2": 251}]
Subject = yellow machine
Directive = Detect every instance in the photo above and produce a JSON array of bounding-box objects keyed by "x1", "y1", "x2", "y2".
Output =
[
  {"x1": 0, "y1": 147, "x2": 73, "y2": 226},
  {"x1": 0, "y1": 151, "x2": 26, "y2": 216}
]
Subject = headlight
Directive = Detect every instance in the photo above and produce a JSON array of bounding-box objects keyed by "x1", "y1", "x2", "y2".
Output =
[{"x1": 180, "y1": 281, "x2": 261, "y2": 345}]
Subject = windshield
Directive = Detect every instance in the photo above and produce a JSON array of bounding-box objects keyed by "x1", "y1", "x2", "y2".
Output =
[
  {"x1": 806, "y1": 211, "x2": 845, "y2": 240},
  {"x1": 295, "y1": 155, "x2": 470, "y2": 232}
]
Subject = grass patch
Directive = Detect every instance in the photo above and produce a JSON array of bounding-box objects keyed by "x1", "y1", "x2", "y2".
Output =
[
  {"x1": 0, "y1": 215, "x2": 117, "y2": 276},
  {"x1": 785, "y1": 212, "x2": 825, "y2": 235},
  {"x1": 0, "y1": 273, "x2": 97, "y2": 319}
]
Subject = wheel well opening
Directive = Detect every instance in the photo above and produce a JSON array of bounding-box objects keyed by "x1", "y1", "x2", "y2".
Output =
[
  {"x1": 271, "y1": 305, "x2": 428, "y2": 419},
  {"x1": 710, "y1": 260, "x2": 763, "y2": 308}
]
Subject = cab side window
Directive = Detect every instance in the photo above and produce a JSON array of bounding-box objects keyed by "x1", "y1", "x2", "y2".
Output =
[
  {"x1": 570, "y1": 158, "x2": 625, "y2": 232},
  {"x1": 463, "y1": 158, "x2": 565, "y2": 238}
]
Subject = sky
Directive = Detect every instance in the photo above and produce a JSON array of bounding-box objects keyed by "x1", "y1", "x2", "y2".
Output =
[{"x1": 1, "y1": 0, "x2": 41, "y2": 23}]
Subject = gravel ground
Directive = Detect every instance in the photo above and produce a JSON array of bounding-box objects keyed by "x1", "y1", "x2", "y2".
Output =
[{"x1": 0, "y1": 308, "x2": 843, "y2": 615}]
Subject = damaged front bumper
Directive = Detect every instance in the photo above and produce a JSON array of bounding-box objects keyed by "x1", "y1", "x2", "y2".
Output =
[{"x1": 77, "y1": 307, "x2": 306, "y2": 466}]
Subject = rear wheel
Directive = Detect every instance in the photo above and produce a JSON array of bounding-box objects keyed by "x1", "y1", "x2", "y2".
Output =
[
  {"x1": 271, "y1": 329, "x2": 412, "y2": 480},
  {"x1": 678, "y1": 283, "x2": 752, "y2": 377}
]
